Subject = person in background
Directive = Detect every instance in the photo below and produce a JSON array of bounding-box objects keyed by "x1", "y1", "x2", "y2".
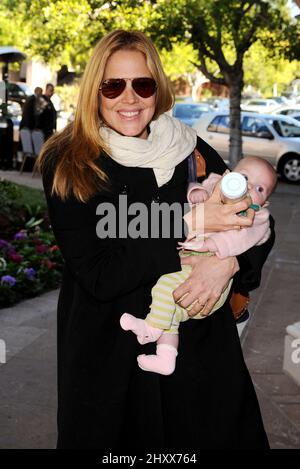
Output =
[
  {"x1": 35, "y1": 83, "x2": 57, "y2": 140},
  {"x1": 19, "y1": 86, "x2": 43, "y2": 130}
]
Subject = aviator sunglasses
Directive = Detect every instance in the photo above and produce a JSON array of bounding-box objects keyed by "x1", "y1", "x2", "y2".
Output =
[{"x1": 99, "y1": 77, "x2": 157, "y2": 99}]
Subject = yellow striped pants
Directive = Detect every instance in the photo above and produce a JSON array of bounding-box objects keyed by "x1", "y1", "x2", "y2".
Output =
[{"x1": 146, "y1": 264, "x2": 232, "y2": 334}]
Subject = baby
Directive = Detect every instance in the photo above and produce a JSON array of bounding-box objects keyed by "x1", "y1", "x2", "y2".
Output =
[{"x1": 120, "y1": 156, "x2": 277, "y2": 375}]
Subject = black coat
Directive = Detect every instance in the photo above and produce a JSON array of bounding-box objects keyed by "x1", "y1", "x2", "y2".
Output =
[
  {"x1": 20, "y1": 95, "x2": 37, "y2": 130},
  {"x1": 36, "y1": 95, "x2": 57, "y2": 140},
  {"x1": 43, "y1": 137, "x2": 274, "y2": 450}
]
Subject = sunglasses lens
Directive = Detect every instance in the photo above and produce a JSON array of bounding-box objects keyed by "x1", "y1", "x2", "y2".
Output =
[
  {"x1": 101, "y1": 79, "x2": 126, "y2": 98},
  {"x1": 100, "y1": 78, "x2": 157, "y2": 99},
  {"x1": 132, "y1": 78, "x2": 157, "y2": 98}
]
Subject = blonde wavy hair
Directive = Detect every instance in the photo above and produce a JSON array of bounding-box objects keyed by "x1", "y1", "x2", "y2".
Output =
[{"x1": 36, "y1": 30, "x2": 174, "y2": 202}]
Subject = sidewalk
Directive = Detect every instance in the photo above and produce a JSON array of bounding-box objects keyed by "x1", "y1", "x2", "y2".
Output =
[
  {"x1": 0, "y1": 171, "x2": 300, "y2": 448},
  {"x1": 242, "y1": 180, "x2": 300, "y2": 449},
  {"x1": 0, "y1": 170, "x2": 43, "y2": 191},
  {"x1": 0, "y1": 291, "x2": 57, "y2": 448}
]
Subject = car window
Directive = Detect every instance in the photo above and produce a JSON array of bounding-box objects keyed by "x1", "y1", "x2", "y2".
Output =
[
  {"x1": 7, "y1": 82, "x2": 33, "y2": 98},
  {"x1": 174, "y1": 105, "x2": 207, "y2": 119},
  {"x1": 207, "y1": 115, "x2": 221, "y2": 132},
  {"x1": 7, "y1": 83, "x2": 19, "y2": 94},
  {"x1": 279, "y1": 109, "x2": 299, "y2": 116},
  {"x1": 248, "y1": 100, "x2": 265, "y2": 106},
  {"x1": 286, "y1": 109, "x2": 300, "y2": 116},
  {"x1": 7, "y1": 83, "x2": 26, "y2": 97},
  {"x1": 207, "y1": 115, "x2": 230, "y2": 133},
  {"x1": 269, "y1": 119, "x2": 300, "y2": 138},
  {"x1": 242, "y1": 116, "x2": 272, "y2": 138},
  {"x1": 18, "y1": 83, "x2": 33, "y2": 97}
]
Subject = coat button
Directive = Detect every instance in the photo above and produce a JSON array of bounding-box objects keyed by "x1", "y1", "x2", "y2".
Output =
[{"x1": 151, "y1": 195, "x2": 160, "y2": 203}]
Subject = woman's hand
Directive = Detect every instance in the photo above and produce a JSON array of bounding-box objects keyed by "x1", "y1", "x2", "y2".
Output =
[
  {"x1": 184, "y1": 174, "x2": 255, "y2": 239},
  {"x1": 173, "y1": 254, "x2": 239, "y2": 317}
]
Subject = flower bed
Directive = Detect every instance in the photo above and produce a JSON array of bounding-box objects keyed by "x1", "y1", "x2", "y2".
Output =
[
  {"x1": 0, "y1": 228, "x2": 63, "y2": 308},
  {"x1": 0, "y1": 178, "x2": 48, "y2": 239}
]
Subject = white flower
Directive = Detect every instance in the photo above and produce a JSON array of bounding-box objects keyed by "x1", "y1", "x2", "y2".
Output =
[{"x1": 0, "y1": 257, "x2": 7, "y2": 271}]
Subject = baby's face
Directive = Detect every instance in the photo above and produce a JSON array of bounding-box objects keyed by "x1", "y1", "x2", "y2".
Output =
[{"x1": 235, "y1": 160, "x2": 274, "y2": 206}]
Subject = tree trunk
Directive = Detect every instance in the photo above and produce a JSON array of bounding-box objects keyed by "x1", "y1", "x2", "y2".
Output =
[
  {"x1": 186, "y1": 71, "x2": 207, "y2": 101},
  {"x1": 228, "y1": 77, "x2": 243, "y2": 168}
]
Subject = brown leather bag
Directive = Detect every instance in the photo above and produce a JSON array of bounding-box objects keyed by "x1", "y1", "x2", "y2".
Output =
[
  {"x1": 194, "y1": 148, "x2": 206, "y2": 178},
  {"x1": 192, "y1": 149, "x2": 250, "y2": 321},
  {"x1": 229, "y1": 291, "x2": 250, "y2": 321}
]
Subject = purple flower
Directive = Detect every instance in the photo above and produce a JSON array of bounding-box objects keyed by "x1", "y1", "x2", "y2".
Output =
[
  {"x1": 1, "y1": 275, "x2": 17, "y2": 286},
  {"x1": 14, "y1": 230, "x2": 27, "y2": 241},
  {"x1": 24, "y1": 268, "x2": 36, "y2": 281},
  {"x1": 0, "y1": 239, "x2": 10, "y2": 249}
]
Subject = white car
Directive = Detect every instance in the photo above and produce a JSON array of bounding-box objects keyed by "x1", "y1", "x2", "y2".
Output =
[
  {"x1": 273, "y1": 106, "x2": 300, "y2": 117},
  {"x1": 241, "y1": 98, "x2": 280, "y2": 114},
  {"x1": 193, "y1": 111, "x2": 300, "y2": 183},
  {"x1": 290, "y1": 114, "x2": 300, "y2": 122}
]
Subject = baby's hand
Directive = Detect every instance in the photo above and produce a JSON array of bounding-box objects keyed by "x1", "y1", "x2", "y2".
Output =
[
  {"x1": 178, "y1": 237, "x2": 218, "y2": 253},
  {"x1": 201, "y1": 238, "x2": 218, "y2": 253},
  {"x1": 188, "y1": 189, "x2": 206, "y2": 204}
]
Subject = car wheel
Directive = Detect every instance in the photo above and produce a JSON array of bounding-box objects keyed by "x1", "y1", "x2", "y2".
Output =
[{"x1": 278, "y1": 154, "x2": 300, "y2": 183}]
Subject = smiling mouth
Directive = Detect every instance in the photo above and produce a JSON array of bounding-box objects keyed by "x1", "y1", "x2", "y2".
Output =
[{"x1": 118, "y1": 111, "x2": 141, "y2": 119}]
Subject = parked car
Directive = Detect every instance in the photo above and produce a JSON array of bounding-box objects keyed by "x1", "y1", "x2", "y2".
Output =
[
  {"x1": 6, "y1": 82, "x2": 33, "y2": 107},
  {"x1": 202, "y1": 97, "x2": 229, "y2": 112},
  {"x1": 193, "y1": 111, "x2": 300, "y2": 183},
  {"x1": 290, "y1": 114, "x2": 300, "y2": 122},
  {"x1": 271, "y1": 96, "x2": 292, "y2": 106},
  {"x1": 6, "y1": 100, "x2": 22, "y2": 142},
  {"x1": 241, "y1": 98, "x2": 280, "y2": 114},
  {"x1": 172, "y1": 102, "x2": 212, "y2": 127},
  {"x1": 273, "y1": 106, "x2": 300, "y2": 117}
]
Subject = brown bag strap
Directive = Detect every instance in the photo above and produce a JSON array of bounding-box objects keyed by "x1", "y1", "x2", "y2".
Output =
[
  {"x1": 194, "y1": 148, "x2": 206, "y2": 178},
  {"x1": 229, "y1": 292, "x2": 250, "y2": 321}
]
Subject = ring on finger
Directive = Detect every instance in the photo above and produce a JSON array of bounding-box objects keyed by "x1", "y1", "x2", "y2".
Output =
[
  {"x1": 187, "y1": 298, "x2": 203, "y2": 311},
  {"x1": 198, "y1": 302, "x2": 208, "y2": 314},
  {"x1": 175, "y1": 291, "x2": 190, "y2": 304}
]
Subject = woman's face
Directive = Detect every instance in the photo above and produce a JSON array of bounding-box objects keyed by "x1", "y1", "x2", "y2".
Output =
[{"x1": 100, "y1": 49, "x2": 156, "y2": 139}]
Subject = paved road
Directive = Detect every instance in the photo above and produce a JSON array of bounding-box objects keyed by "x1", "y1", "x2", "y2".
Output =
[{"x1": 0, "y1": 173, "x2": 299, "y2": 449}]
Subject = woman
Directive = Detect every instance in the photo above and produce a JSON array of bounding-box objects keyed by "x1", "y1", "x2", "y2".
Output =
[{"x1": 37, "y1": 30, "x2": 274, "y2": 449}]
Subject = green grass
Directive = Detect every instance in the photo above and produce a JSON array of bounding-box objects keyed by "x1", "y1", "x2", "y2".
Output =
[{"x1": 13, "y1": 184, "x2": 47, "y2": 211}]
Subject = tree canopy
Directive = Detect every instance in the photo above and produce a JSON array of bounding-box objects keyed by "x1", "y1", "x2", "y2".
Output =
[
  {"x1": 1, "y1": 0, "x2": 299, "y2": 74},
  {"x1": 1, "y1": 0, "x2": 299, "y2": 163}
]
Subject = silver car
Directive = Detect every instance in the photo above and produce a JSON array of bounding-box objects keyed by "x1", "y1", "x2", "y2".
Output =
[{"x1": 193, "y1": 111, "x2": 300, "y2": 183}]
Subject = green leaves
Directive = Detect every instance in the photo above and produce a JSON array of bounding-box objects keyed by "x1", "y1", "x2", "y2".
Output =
[
  {"x1": 159, "y1": 42, "x2": 199, "y2": 81},
  {"x1": 0, "y1": 0, "x2": 298, "y2": 81},
  {"x1": 0, "y1": 0, "x2": 93, "y2": 69},
  {"x1": 26, "y1": 0, "x2": 92, "y2": 67},
  {"x1": 244, "y1": 41, "x2": 299, "y2": 96},
  {"x1": 25, "y1": 217, "x2": 44, "y2": 229}
]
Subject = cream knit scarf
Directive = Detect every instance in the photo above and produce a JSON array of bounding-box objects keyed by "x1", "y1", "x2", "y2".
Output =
[{"x1": 99, "y1": 113, "x2": 197, "y2": 187}]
